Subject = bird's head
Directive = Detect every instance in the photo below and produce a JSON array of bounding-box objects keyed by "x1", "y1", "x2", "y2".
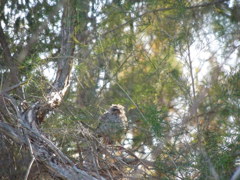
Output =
[
  {"x1": 110, "y1": 104, "x2": 125, "y2": 115},
  {"x1": 111, "y1": 106, "x2": 121, "y2": 115}
]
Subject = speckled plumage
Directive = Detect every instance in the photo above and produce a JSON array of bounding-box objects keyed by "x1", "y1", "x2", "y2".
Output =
[{"x1": 96, "y1": 104, "x2": 128, "y2": 143}]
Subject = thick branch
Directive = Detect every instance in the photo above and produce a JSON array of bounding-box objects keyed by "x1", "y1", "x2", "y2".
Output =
[
  {"x1": 0, "y1": 120, "x2": 97, "y2": 180},
  {"x1": 35, "y1": 0, "x2": 75, "y2": 124},
  {"x1": 0, "y1": 121, "x2": 27, "y2": 144}
]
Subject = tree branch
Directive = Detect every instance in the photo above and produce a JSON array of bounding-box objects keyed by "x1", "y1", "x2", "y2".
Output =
[
  {"x1": 24, "y1": 137, "x2": 35, "y2": 180},
  {"x1": 0, "y1": 119, "x2": 98, "y2": 180},
  {"x1": 0, "y1": 81, "x2": 27, "y2": 95}
]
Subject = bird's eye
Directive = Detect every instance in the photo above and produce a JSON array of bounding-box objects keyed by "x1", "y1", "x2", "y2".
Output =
[{"x1": 112, "y1": 109, "x2": 120, "y2": 114}]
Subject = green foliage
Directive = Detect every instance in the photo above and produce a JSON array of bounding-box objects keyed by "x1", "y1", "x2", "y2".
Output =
[{"x1": 143, "y1": 105, "x2": 169, "y2": 137}]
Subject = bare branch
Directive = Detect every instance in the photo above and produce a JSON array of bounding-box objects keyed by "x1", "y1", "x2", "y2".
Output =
[
  {"x1": 24, "y1": 137, "x2": 35, "y2": 180},
  {"x1": 0, "y1": 81, "x2": 27, "y2": 95}
]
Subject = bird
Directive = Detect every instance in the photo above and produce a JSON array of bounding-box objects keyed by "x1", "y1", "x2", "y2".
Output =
[{"x1": 96, "y1": 104, "x2": 128, "y2": 144}]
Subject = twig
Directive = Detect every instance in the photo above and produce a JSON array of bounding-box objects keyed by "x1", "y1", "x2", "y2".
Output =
[
  {"x1": 187, "y1": 38, "x2": 220, "y2": 180},
  {"x1": 24, "y1": 137, "x2": 35, "y2": 180},
  {"x1": 0, "y1": 81, "x2": 27, "y2": 95},
  {"x1": 116, "y1": 82, "x2": 147, "y2": 122}
]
